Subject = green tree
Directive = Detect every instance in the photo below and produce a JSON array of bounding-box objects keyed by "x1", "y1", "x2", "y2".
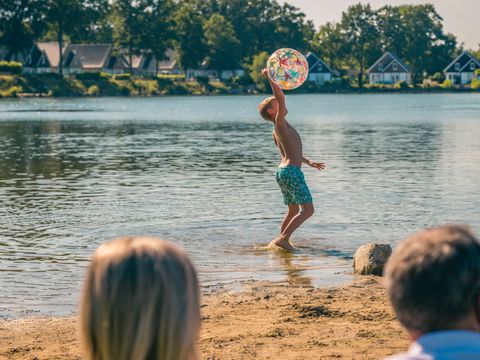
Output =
[
  {"x1": 139, "y1": 0, "x2": 177, "y2": 77},
  {"x1": 173, "y1": 3, "x2": 207, "y2": 71},
  {"x1": 312, "y1": 22, "x2": 346, "y2": 69},
  {"x1": 203, "y1": 13, "x2": 240, "y2": 71},
  {"x1": 0, "y1": 0, "x2": 47, "y2": 60},
  {"x1": 245, "y1": 51, "x2": 269, "y2": 91},
  {"x1": 377, "y1": 4, "x2": 458, "y2": 82},
  {"x1": 340, "y1": 3, "x2": 380, "y2": 87},
  {"x1": 112, "y1": 0, "x2": 146, "y2": 74},
  {"x1": 271, "y1": 3, "x2": 314, "y2": 52},
  {"x1": 45, "y1": 0, "x2": 108, "y2": 75}
]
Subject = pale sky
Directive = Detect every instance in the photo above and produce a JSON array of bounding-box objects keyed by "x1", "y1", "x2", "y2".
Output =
[{"x1": 286, "y1": 0, "x2": 479, "y2": 49}]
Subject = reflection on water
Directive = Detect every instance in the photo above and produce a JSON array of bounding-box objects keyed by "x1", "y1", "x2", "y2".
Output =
[{"x1": 1, "y1": 94, "x2": 480, "y2": 317}]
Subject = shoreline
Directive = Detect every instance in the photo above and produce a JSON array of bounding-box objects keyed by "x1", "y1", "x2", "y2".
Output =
[{"x1": 0, "y1": 276, "x2": 410, "y2": 359}]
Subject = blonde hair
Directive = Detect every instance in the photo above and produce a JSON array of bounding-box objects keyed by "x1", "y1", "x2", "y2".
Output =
[
  {"x1": 80, "y1": 236, "x2": 200, "y2": 360},
  {"x1": 258, "y1": 96, "x2": 276, "y2": 120}
]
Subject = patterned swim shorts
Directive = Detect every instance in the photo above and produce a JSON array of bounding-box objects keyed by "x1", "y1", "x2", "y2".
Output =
[{"x1": 275, "y1": 165, "x2": 313, "y2": 206}]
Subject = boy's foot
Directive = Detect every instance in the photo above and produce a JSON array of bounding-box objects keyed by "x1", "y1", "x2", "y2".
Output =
[{"x1": 268, "y1": 235, "x2": 296, "y2": 252}]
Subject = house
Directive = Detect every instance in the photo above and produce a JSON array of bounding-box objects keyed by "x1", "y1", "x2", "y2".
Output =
[
  {"x1": 24, "y1": 42, "x2": 66, "y2": 73},
  {"x1": 443, "y1": 51, "x2": 480, "y2": 85},
  {"x1": 63, "y1": 44, "x2": 113, "y2": 74},
  {"x1": 305, "y1": 52, "x2": 334, "y2": 85},
  {"x1": 367, "y1": 52, "x2": 411, "y2": 85},
  {"x1": 158, "y1": 49, "x2": 182, "y2": 75}
]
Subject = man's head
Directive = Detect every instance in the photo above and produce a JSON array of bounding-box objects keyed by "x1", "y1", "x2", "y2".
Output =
[
  {"x1": 258, "y1": 96, "x2": 279, "y2": 122},
  {"x1": 385, "y1": 225, "x2": 480, "y2": 336}
]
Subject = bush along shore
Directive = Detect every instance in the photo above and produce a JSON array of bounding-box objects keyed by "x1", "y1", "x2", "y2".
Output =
[{"x1": 0, "y1": 72, "x2": 479, "y2": 98}]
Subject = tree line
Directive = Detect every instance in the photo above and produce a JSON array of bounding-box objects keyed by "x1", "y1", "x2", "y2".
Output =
[{"x1": 0, "y1": 0, "x2": 477, "y2": 85}]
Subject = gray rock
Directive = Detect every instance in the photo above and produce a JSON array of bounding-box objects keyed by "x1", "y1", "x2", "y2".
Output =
[{"x1": 353, "y1": 243, "x2": 392, "y2": 275}]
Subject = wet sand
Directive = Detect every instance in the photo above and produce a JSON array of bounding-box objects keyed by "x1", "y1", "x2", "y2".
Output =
[{"x1": 0, "y1": 276, "x2": 409, "y2": 359}]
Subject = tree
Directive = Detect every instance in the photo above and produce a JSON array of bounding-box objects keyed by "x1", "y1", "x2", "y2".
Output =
[
  {"x1": 203, "y1": 13, "x2": 240, "y2": 71},
  {"x1": 45, "y1": 0, "x2": 108, "y2": 75},
  {"x1": 139, "y1": 0, "x2": 177, "y2": 77},
  {"x1": 245, "y1": 51, "x2": 270, "y2": 91},
  {"x1": 173, "y1": 3, "x2": 207, "y2": 71},
  {"x1": 0, "y1": 0, "x2": 47, "y2": 60},
  {"x1": 377, "y1": 4, "x2": 458, "y2": 82},
  {"x1": 111, "y1": 0, "x2": 146, "y2": 74},
  {"x1": 271, "y1": 2, "x2": 314, "y2": 52},
  {"x1": 312, "y1": 22, "x2": 347, "y2": 69},
  {"x1": 340, "y1": 3, "x2": 380, "y2": 87}
]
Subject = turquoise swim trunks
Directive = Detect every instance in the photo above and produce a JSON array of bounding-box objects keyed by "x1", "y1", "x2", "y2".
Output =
[{"x1": 275, "y1": 166, "x2": 313, "y2": 205}]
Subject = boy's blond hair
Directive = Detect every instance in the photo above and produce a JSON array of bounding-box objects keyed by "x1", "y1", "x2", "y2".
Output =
[
  {"x1": 80, "y1": 236, "x2": 200, "y2": 360},
  {"x1": 258, "y1": 96, "x2": 276, "y2": 120}
]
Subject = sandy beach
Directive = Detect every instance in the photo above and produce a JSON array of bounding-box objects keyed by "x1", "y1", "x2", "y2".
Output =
[{"x1": 0, "y1": 276, "x2": 409, "y2": 360}]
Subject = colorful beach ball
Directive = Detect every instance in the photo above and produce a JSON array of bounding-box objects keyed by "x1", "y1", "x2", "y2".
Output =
[{"x1": 267, "y1": 48, "x2": 309, "y2": 90}]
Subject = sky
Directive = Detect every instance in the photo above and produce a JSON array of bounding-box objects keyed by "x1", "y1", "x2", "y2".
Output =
[{"x1": 285, "y1": 0, "x2": 479, "y2": 49}]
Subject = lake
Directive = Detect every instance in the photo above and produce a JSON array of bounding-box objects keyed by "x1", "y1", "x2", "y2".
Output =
[{"x1": 1, "y1": 94, "x2": 479, "y2": 317}]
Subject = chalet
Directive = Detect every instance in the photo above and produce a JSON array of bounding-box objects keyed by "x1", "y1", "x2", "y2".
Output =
[
  {"x1": 158, "y1": 49, "x2": 182, "y2": 75},
  {"x1": 63, "y1": 44, "x2": 113, "y2": 73},
  {"x1": 305, "y1": 52, "x2": 333, "y2": 85},
  {"x1": 443, "y1": 51, "x2": 480, "y2": 85},
  {"x1": 24, "y1": 42, "x2": 65, "y2": 73},
  {"x1": 367, "y1": 52, "x2": 411, "y2": 85}
]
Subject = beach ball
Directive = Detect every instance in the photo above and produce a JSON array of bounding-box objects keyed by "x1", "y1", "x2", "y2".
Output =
[{"x1": 267, "y1": 48, "x2": 309, "y2": 90}]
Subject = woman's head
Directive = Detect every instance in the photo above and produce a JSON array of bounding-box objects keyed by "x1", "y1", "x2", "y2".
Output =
[{"x1": 80, "y1": 236, "x2": 200, "y2": 360}]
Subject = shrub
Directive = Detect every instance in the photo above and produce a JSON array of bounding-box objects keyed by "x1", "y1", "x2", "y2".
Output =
[
  {"x1": 0, "y1": 85, "x2": 22, "y2": 97},
  {"x1": 245, "y1": 51, "x2": 270, "y2": 92},
  {"x1": 394, "y1": 80, "x2": 409, "y2": 90},
  {"x1": 471, "y1": 78, "x2": 480, "y2": 90},
  {"x1": 431, "y1": 72, "x2": 445, "y2": 83},
  {"x1": 0, "y1": 61, "x2": 22, "y2": 75},
  {"x1": 195, "y1": 75, "x2": 209, "y2": 87},
  {"x1": 86, "y1": 85, "x2": 100, "y2": 96},
  {"x1": 441, "y1": 79, "x2": 453, "y2": 89},
  {"x1": 113, "y1": 73, "x2": 131, "y2": 80}
]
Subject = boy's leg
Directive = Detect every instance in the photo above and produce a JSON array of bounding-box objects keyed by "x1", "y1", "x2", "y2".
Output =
[
  {"x1": 281, "y1": 204, "x2": 300, "y2": 233},
  {"x1": 271, "y1": 203, "x2": 313, "y2": 251},
  {"x1": 280, "y1": 202, "x2": 314, "y2": 239}
]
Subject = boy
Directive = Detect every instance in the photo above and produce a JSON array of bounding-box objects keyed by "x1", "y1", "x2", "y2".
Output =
[{"x1": 258, "y1": 68, "x2": 325, "y2": 251}]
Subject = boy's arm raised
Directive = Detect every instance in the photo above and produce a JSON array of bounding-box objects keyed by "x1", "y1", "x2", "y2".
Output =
[{"x1": 261, "y1": 69, "x2": 287, "y2": 132}]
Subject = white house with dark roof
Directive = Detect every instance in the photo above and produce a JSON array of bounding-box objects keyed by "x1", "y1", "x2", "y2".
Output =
[
  {"x1": 63, "y1": 44, "x2": 113, "y2": 73},
  {"x1": 444, "y1": 51, "x2": 480, "y2": 85},
  {"x1": 367, "y1": 52, "x2": 411, "y2": 85},
  {"x1": 305, "y1": 52, "x2": 333, "y2": 85}
]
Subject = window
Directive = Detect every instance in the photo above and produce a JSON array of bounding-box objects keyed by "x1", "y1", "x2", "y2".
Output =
[
  {"x1": 392, "y1": 63, "x2": 398, "y2": 71},
  {"x1": 455, "y1": 62, "x2": 460, "y2": 71},
  {"x1": 318, "y1": 64, "x2": 322, "y2": 71},
  {"x1": 471, "y1": 62, "x2": 476, "y2": 71},
  {"x1": 378, "y1": 63, "x2": 383, "y2": 71}
]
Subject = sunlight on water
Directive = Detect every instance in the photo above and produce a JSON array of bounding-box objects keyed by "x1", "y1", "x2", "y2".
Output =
[{"x1": 0, "y1": 94, "x2": 479, "y2": 317}]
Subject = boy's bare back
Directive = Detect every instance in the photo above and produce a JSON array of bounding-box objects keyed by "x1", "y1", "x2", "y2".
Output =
[{"x1": 273, "y1": 124, "x2": 303, "y2": 168}]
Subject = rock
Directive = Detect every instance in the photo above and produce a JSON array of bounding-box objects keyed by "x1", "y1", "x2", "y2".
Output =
[{"x1": 353, "y1": 244, "x2": 392, "y2": 275}]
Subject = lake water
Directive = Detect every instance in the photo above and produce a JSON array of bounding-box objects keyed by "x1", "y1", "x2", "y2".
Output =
[{"x1": 1, "y1": 94, "x2": 479, "y2": 317}]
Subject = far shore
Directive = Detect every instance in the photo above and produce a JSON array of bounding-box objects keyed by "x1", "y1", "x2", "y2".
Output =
[{"x1": 0, "y1": 276, "x2": 410, "y2": 360}]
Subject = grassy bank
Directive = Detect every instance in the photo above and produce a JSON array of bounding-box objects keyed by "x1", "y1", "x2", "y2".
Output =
[
  {"x1": 0, "y1": 73, "x2": 478, "y2": 98},
  {"x1": 0, "y1": 73, "x2": 246, "y2": 98}
]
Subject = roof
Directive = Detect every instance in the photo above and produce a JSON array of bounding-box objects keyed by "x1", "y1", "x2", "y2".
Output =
[
  {"x1": 367, "y1": 52, "x2": 410, "y2": 74},
  {"x1": 305, "y1": 52, "x2": 333, "y2": 74},
  {"x1": 36, "y1": 42, "x2": 64, "y2": 67},
  {"x1": 63, "y1": 44, "x2": 112, "y2": 69},
  {"x1": 443, "y1": 51, "x2": 480, "y2": 73},
  {"x1": 158, "y1": 49, "x2": 177, "y2": 70}
]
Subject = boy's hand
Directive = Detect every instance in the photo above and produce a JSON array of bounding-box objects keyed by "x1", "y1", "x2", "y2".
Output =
[
  {"x1": 310, "y1": 162, "x2": 326, "y2": 171},
  {"x1": 261, "y1": 68, "x2": 269, "y2": 79}
]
